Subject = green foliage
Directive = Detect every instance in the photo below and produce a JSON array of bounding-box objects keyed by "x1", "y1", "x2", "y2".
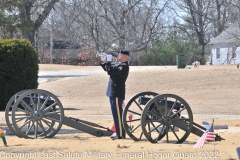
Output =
[
  {"x1": 139, "y1": 32, "x2": 204, "y2": 66},
  {"x1": 0, "y1": 0, "x2": 21, "y2": 38},
  {"x1": 0, "y1": 39, "x2": 39, "y2": 110},
  {"x1": 0, "y1": 0, "x2": 58, "y2": 44},
  {"x1": 0, "y1": 15, "x2": 18, "y2": 38}
]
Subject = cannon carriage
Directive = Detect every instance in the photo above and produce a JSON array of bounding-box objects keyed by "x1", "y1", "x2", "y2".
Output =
[
  {"x1": 5, "y1": 89, "x2": 113, "y2": 139},
  {"x1": 5, "y1": 89, "x2": 223, "y2": 143},
  {"x1": 122, "y1": 91, "x2": 223, "y2": 143}
]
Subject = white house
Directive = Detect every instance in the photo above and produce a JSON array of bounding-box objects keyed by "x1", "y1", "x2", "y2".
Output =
[{"x1": 208, "y1": 24, "x2": 240, "y2": 65}]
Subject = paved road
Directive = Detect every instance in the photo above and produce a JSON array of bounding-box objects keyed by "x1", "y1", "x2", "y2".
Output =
[{"x1": 38, "y1": 65, "x2": 177, "y2": 83}]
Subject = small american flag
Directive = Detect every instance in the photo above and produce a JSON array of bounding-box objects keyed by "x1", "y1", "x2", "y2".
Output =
[{"x1": 194, "y1": 123, "x2": 215, "y2": 148}]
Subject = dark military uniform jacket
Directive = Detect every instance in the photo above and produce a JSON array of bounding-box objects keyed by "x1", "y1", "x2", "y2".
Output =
[{"x1": 101, "y1": 61, "x2": 129, "y2": 100}]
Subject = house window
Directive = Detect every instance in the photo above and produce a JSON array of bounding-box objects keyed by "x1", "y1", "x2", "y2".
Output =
[
  {"x1": 232, "y1": 47, "x2": 236, "y2": 59},
  {"x1": 216, "y1": 48, "x2": 220, "y2": 59}
]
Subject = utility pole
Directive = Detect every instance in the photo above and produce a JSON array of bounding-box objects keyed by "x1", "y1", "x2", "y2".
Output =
[{"x1": 50, "y1": 12, "x2": 54, "y2": 64}]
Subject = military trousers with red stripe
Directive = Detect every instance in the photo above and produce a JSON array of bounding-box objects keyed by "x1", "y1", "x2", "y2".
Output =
[{"x1": 109, "y1": 97, "x2": 125, "y2": 138}]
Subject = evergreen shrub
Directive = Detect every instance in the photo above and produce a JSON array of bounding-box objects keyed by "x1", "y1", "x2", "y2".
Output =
[{"x1": 0, "y1": 39, "x2": 38, "y2": 110}]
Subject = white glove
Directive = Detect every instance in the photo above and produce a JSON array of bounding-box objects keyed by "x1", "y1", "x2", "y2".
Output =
[
  {"x1": 107, "y1": 55, "x2": 112, "y2": 62},
  {"x1": 101, "y1": 56, "x2": 106, "y2": 62}
]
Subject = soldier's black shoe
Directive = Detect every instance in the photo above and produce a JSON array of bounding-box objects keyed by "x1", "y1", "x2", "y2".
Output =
[
  {"x1": 111, "y1": 135, "x2": 125, "y2": 140},
  {"x1": 110, "y1": 135, "x2": 117, "y2": 139}
]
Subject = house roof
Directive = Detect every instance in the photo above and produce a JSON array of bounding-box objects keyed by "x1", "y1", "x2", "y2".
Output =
[{"x1": 209, "y1": 24, "x2": 240, "y2": 45}]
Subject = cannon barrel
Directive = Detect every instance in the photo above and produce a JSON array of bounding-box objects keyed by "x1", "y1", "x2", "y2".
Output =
[
  {"x1": 21, "y1": 96, "x2": 55, "y2": 106},
  {"x1": 138, "y1": 96, "x2": 182, "y2": 109},
  {"x1": 138, "y1": 96, "x2": 151, "y2": 105}
]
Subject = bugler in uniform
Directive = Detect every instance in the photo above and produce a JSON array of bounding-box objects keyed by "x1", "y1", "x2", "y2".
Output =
[{"x1": 100, "y1": 50, "x2": 130, "y2": 140}]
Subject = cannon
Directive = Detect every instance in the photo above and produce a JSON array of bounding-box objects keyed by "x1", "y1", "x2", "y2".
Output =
[
  {"x1": 5, "y1": 89, "x2": 113, "y2": 139},
  {"x1": 122, "y1": 91, "x2": 224, "y2": 143},
  {"x1": 5, "y1": 89, "x2": 223, "y2": 144}
]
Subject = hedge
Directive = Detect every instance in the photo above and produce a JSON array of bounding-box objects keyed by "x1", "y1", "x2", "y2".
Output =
[{"x1": 0, "y1": 39, "x2": 39, "y2": 110}]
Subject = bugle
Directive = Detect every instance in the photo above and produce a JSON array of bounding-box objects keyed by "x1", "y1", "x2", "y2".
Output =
[{"x1": 96, "y1": 51, "x2": 118, "y2": 64}]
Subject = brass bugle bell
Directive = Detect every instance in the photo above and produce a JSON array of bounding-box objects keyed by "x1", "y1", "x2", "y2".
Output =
[{"x1": 96, "y1": 51, "x2": 118, "y2": 64}]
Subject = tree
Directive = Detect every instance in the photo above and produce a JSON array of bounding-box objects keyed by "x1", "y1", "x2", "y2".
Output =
[
  {"x1": 171, "y1": 0, "x2": 212, "y2": 57},
  {"x1": 97, "y1": 0, "x2": 170, "y2": 52},
  {"x1": 42, "y1": 0, "x2": 169, "y2": 52},
  {"x1": 171, "y1": 0, "x2": 235, "y2": 58},
  {"x1": 0, "y1": 0, "x2": 60, "y2": 45},
  {"x1": 139, "y1": 31, "x2": 202, "y2": 65},
  {"x1": 34, "y1": 0, "x2": 170, "y2": 65},
  {"x1": 0, "y1": 4, "x2": 19, "y2": 38}
]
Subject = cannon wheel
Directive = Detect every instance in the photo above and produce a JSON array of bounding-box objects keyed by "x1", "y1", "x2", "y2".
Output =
[
  {"x1": 5, "y1": 90, "x2": 56, "y2": 138},
  {"x1": 141, "y1": 94, "x2": 193, "y2": 143},
  {"x1": 122, "y1": 91, "x2": 159, "y2": 141},
  {"x1": 5, "y1": 90, "x2": 30, "y2": 138},
  {"x1": 11, "y1": 89, "x2": 64, "y2": 138}
]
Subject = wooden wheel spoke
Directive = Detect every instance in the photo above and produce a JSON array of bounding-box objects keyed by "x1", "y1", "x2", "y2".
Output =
[
  {"x1": 40, "y1": 95, "x2": 50, "y2": 111},
  {"x1": 130, "y1": 124, "x2": 141, "y2": 133},
  {"x1": 144, "y1": 119, "x2": 161, "y2": 123},
  {"x1": 170, "y1": 125, "x2": 180, "y2": 141},
  {"x1": 20, "y1": 100, "x2": 33, "y2": 112},
  {"x1": 126, "y1": 118, "x2": 140, "y2": 123},
  {"x1": 42, "y1": 119, "x2": 56, "y2": 132},
  {"x1": 29, "y1": 95, "x2": 37, "y2": 111},
  {"x1": 133, "y1": 100, "x2": 143, "y2": 111},
  {"x1": 139, "y1": 132, "x2": 144, "y2": 139},
  {"x1": 156, "y1": 103, "x2": 164, "y2": 116},
  {"x1": 146, "y1": 110, "x2": 161, "y2": 119},
  {"x1": 35, "y1": 120, "x2": 38, "y2": 138},
  {"x1": 155, "y1": 124, "x2": 165, "y2": 142},
  {"x1": 38, "y1": 120, "x2": 47, "y2": 137},
  {"x1": 146, "y1": 123, "x2": 162, "y2": 134},
  {"x1": 167, "y1": 99, "x2": 177, "y2": 116},
  {"x1": 43, "y1": 111, "x2": 61, "y2": 116},
  {"x1": 170, "y1": 107, "x2": 186, "y2": 118},
  {"x1": 37, "y1": 94, "x2": 41, "y2": 110},
  {"x1": 42, "y1": 119, "x2": 52, "y2": 127},
  {"x1": 25, "y1": 120, "x2": 35, "y2": 135},
  {"x1": 43, "y1": 116, "x2": 60, "y2": 123},
  {"x1": 127, "y1": 109, "x2": 141, "y2": 116},
  {"x1": 19, "y1": 118, "x2": 31, "y2": 130},
  {"x1": 15, "y1": 114, "x2": 29, "y2": 116},
  {"x1": 43, "y1": 102, "x2": 57, "y2": 113},
  {"x1": 15, "y1": 116, "x2": 30, "y2": 123},
  {"x1": 16, "y1": 107, "x2": 31, "y2": 114}
]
